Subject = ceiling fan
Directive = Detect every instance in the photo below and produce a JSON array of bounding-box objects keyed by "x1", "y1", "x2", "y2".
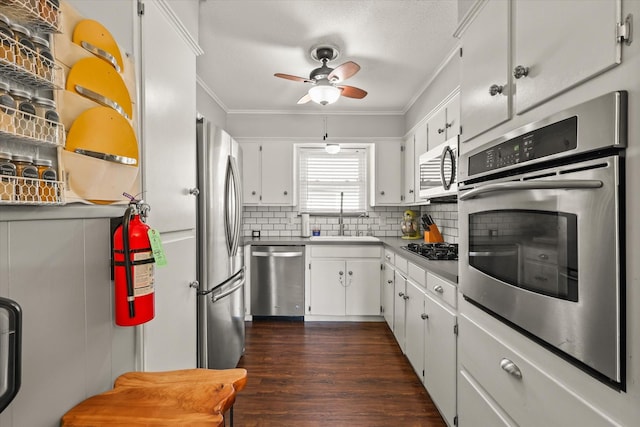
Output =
[{"x1": 274, "y1": 46, "x2": 368, "y2": 105}]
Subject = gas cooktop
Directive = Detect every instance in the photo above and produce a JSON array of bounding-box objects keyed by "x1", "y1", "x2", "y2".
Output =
[{"x1": 402, "y1": 242, "x2": 458, "y2": 261}]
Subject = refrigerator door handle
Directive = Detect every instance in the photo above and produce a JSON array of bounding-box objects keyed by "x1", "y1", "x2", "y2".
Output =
[
  {"x1": 229, "y1": 155, "x2": 243, "y2": 257},
  {"x1": 212, "y1": 276, "x2": 245, "y2": 303},
  {"x1": 198, "y1": 267, "x2": 245, "y2": 296},
  {"x1": 224, "y1": 157, "x2": 235, "y2": 256}
]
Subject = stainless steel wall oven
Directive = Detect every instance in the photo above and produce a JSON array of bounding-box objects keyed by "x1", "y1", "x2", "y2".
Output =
[{"x1": 458, "y1": 92, "x2": 627, "y2": 390}]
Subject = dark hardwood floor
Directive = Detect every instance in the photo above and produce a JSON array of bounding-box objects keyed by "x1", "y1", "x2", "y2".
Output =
[{"x1": 234, "y1": 320, "x2": 446, "y2": 427}]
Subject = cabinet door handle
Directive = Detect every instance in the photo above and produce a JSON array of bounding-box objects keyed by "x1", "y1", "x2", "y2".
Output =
[
  {"x1": 251, "y1": 191, "x2": 256, "y2": 195},
  {"x1": 398, "y1": 292, "x2": 405, "y2": 297},
  {"x1": 284, "y1": 190, "x2": 288, "y2": 195},
  {"x1": 421, "y1": 313, "x2": 429, "y2": 320},
  {"x1": 433, "y1": 285, "x2": 444, "y2": 294},
  {"x1": 339, "y1": 271, "x2": 344, "y2": 276},
  {"x1": 189, "y1": 280, "x2": 199, "y2": 289},
  {"x1": 385, "y1": 255, "x2": 391, "y2": 260},
  {"x1": 437, "y1": 128, "x2": 445, "y2": 134},
  {"x1": 189, "y1": 188, "x2": 200, "y2": 196},
  {"x1": 500, "y1": 358, "x2": 523, "y2": 379},
  {"x1": 387, "y1": 280, "x2": 393, "y2": 284},
  {"x1": 409, "y1": 189, "x2": 414, "y2": 194},
  {"x1": 489, "y1": 84, "x2": 503, "y2": 96},
  {"x1": 380, "y1": 190, "x2": 385, "y2": 195},
  {"x1": 513, "y1": 65, "x2": 529, "y2": 79},
  {"x1": 348, "y1": 271, "x2": 353, "y2": 276},
  {"x1": 403, "y1": 295, "x2": 409, "y2": 300}
]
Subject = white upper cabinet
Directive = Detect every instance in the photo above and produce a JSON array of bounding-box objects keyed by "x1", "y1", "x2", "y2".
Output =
[
  {"x1": 513, "y1": 0, "x2": 621, "y2": 114},
  {"x1": 371, "y1": 141, "x2": 403, "y2": 206},
  {"x1": 402, "y1": 134, "x2": 416, "y2": 204},
  {"x1": 240, "y1": 141, "x2": 293, "y2": 205},
  {"x1": 242, "y1": 142, "x2": 261, "y2": 204},
  {"x1": 142, "y1": 0, "x2": 197, "y2": 232},
  {"x1": 459, "y1": 0, "x2": 625, "y2": 142},
  {"x1": 428, "y1": 92, "x2": 461, "y2": 148},
  {"x1": 413, "y1": 122, "x2": 428, "y2": 198},
  {"x1": 460, "y1": 0, "x2": 510, "y2": 143}
]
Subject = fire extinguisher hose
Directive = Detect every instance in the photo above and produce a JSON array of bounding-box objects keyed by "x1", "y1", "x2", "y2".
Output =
[{"x1": 122, "y1": 206, "x2": 136, "y2": 318}]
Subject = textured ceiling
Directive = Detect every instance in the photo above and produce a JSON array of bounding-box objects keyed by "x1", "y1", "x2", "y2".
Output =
[{"x1": 197, "y1": 0, "x2": 459, "y2": 114}]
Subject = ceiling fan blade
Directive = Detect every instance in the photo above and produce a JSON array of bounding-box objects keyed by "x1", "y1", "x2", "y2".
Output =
[
  {"x1": 297, "y1": 93, "x2": 312, "y2": 104},
  {"x1": 338, "y1": 85, "x2": 367, "y2": 99},
  {"x1": 274, "y1": 73, "x2": 313, "y2": 83},
  {"x1": 328, "y1": 61, "x2": 360, "y2": 82}
]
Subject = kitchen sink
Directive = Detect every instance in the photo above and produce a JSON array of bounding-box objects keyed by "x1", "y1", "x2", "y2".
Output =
[{"x1": 309, "y1": 236, "x2": 380, "y2": 242}]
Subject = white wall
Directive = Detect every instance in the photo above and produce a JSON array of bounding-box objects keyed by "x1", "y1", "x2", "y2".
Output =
[
  {"x1": 227, "y1": 113, "x2": 404, "y2": 139},
  {"x1": 67, "y1": 0, "x2": 136, "y2": 55},
  {"x1": 197, "y1": 80, "x2": 227, "y2": 129},
  {"x1": 405, "y1": 50, "x2": 461, "y2": 133}
]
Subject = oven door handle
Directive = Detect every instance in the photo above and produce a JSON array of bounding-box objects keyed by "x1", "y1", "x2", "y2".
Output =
[
  {"x1": 469, "y1": 250, "x2": 518, "y2": 257},
  {"x1": 459, "y1": 179, "x2": 603, "y2": 200}
]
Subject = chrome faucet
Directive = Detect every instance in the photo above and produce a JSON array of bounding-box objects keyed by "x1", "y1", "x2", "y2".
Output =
[{"x1": 338, "y1": 192, "x2": 345, "y2": 236}]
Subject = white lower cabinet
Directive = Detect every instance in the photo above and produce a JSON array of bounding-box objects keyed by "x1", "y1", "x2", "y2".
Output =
[
  {"x1": 387, "y1": 250, "x2": 459, "y2": 427},
  {"x1": 308, "y1": 245, "x2": 381, "y2": 317},
  {"x1": 404, "y1": 279, "x2": 426, "y2": 378},
  {"x1": 458, "y1": 368, "x2": 515, "y2": 427},
  {"x1": 424, "y1": 294, "x2": 457, "y2": 426},
  {"x1": 382, "y1": 262, "x2": 395, "y2": 329},
  {"x1": 458, "y1": 312, "x2": 617, "y2": 427},
  {"x1": 393, "y1": 270, "x2": 407, "y2": 350}
]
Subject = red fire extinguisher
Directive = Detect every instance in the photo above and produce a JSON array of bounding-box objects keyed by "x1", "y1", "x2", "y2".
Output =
[{"x1": 113, "y1": 198, "x2": 155, "y2": 326}]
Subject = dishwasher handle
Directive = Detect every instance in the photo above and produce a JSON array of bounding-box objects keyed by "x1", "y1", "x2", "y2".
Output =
[{"x1": 252, "y1": 251, "x2": 303, "y2": 258}]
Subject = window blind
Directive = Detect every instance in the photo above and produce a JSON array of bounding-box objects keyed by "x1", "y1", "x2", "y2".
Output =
[{"x1": 298, "y1": 148, "x2": 368, "y2": 214}]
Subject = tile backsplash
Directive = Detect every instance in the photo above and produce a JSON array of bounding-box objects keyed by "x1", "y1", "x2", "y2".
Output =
[{"x1": 243, "y1": 203, "x2": 459, "y2": 243}]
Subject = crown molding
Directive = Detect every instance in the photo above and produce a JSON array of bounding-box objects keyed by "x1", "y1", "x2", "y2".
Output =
[
  {"x1": 196, "y1": 75, "x2": 229, "y2": 111},
  {"x1": 154, "y1": 0, "x2": 204, "y2": 56}
]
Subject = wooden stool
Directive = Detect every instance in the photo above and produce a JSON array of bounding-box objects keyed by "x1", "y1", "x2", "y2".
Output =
[{"x1": 61, "y1": 369, "x2": 247, "y2": 426}]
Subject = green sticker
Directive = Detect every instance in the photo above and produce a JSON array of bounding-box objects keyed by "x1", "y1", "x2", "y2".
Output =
[{"x1": 147, "y1": 228, "x2": 167, "y2": 267}]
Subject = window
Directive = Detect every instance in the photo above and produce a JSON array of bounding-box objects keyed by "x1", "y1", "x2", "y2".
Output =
[{"x1": 298, "y1": 147, "x2": 368, "y2": 214}]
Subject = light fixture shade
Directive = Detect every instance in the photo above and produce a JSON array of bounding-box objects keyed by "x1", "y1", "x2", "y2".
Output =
[
  {"x1": 309, "y1": 85, "x2": 341, "y2": 105},
  {"x1": 325, "y1": 143, "x2": 340, "y2": 154}
]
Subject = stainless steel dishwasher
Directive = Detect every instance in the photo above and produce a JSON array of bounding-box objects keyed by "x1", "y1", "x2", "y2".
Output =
[{"x1": 250, "y1": 246, "x2": 304, "y2": 319}]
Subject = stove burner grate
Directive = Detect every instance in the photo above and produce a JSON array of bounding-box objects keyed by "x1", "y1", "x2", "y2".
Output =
[{"x1": 405, "y1": 243, "x2": 458, "y2": 260}]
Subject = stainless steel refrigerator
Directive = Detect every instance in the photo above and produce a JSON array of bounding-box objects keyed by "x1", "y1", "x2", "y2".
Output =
[{"x1": 196, "y1": 117, "x2": 245, "y2": 369}]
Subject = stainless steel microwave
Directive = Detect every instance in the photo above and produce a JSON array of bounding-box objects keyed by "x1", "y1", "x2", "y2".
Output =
[{"x1": 418, "y1": 136, "x2": 458, "y2": 200}]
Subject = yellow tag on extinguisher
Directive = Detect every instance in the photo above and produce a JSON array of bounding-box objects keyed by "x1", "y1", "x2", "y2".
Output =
[{"x1": 147, "y1": 229, "x2": 167, "y2": 267}]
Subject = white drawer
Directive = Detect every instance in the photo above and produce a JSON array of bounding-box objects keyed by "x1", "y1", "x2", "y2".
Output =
[
  {"x1": 408, "y1": 262, "x2": 425, "y2": 287},
  {"x1": 383, "y1": 248, "x2": 395, "y2": 265},
  {"x1": 395, "y1": 255, "x2": 408, "y2": 274},
  {"x1": 459, "y1": 315, "x2": 616, "y2": 427},
  {"x1": 426, "y1": 272, "x2": 456, "y2": 309},
  {"x1": 310, "y1": 245, "x2": 381, "y2": 258}
]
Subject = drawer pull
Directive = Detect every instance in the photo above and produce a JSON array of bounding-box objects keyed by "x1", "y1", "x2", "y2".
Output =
[
  {"x1": 500, "y1": 358, "x2": 523, "y2": 379},
  {"x1": 433, "y1": 285, "x2": 444, "y2": 294}
]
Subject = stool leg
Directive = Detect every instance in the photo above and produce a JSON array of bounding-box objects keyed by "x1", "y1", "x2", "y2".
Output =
[{"x1": 230, "y1": 406, "x2": 234, "y2": 427}]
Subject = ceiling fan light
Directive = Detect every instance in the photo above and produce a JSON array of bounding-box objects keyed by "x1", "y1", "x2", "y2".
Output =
[
  {"x1": 309, "y1": 85, "x2": 341, "y2": 105},
  {"x1": 325, "y1": 143, "x2": 340, "y2": 154}
]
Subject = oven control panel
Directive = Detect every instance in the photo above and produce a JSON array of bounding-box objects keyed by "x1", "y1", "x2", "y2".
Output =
[{"x1": 468, "y1": 116, "x2": 578, "y2": 176}]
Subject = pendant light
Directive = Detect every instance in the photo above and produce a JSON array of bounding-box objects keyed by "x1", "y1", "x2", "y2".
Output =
[{"x1": 322, "y1": 117, "x2": 340, "y2": 154}]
